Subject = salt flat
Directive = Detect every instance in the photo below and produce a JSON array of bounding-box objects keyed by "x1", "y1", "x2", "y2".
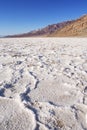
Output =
[{"x1": 0, "y1": 38, "x2": 87, "y2": 130}]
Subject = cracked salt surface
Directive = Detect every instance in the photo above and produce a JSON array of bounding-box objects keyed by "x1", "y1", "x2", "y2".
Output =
[{"x1": 0, "y1": 38, "x2": 87, "y2": 130}]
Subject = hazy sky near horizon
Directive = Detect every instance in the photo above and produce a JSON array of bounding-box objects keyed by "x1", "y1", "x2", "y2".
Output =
[{"x1": 0, "y1": 0, "x2": 87, "y2": 35}]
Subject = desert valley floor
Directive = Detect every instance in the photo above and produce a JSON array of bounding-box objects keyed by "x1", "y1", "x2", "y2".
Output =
[{"x1": 0, "y1": 38, "x2": 87, "y2": 130}]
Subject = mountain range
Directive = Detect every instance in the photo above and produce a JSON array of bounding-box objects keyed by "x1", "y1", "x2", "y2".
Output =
[{"x1": 6, "y1": 14, "x2": 87, "y2": 37}]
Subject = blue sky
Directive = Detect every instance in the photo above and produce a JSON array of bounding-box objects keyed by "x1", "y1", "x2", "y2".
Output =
[{"x1": 0, "y1": 0, "x2": 87, "y2": 35}]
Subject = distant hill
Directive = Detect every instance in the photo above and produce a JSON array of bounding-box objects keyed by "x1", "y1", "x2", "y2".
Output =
[
  {"x1": 5, "y1": 14, "x2": 87, "y2": 37},
  {"x1": 49, "y1": 15, "x2": 87, "y2": 37},
  {"x1": 5, "y1": 21, "x2": 74, "y2": 38}
]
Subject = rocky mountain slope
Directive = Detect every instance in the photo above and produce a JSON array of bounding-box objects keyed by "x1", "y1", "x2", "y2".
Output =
[
  {"x1": 49, "y1": 15, "x2": 87, "y2": 37},
  {"x1": 5, "y1": 14, "x2": 87, "y2": 37},
  {"x1": 6, "y1": 21, "x2": 73, "y2": 38}
]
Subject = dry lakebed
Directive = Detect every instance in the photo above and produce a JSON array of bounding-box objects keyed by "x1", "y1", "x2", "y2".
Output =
[{"x1": 0, "y1": 38, "x2": 87, "y2": 130}]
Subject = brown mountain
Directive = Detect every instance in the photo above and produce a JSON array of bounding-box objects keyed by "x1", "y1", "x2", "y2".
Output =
[
  {"x1": 49, "y1": 15, "x2": 87, "y2": 37},
  {"x1": 5, "y1": 14, "x2": 87, "y2": 38},
  {"x1": 5, "y1": 21, "x2": 73, "y2": 38}
]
